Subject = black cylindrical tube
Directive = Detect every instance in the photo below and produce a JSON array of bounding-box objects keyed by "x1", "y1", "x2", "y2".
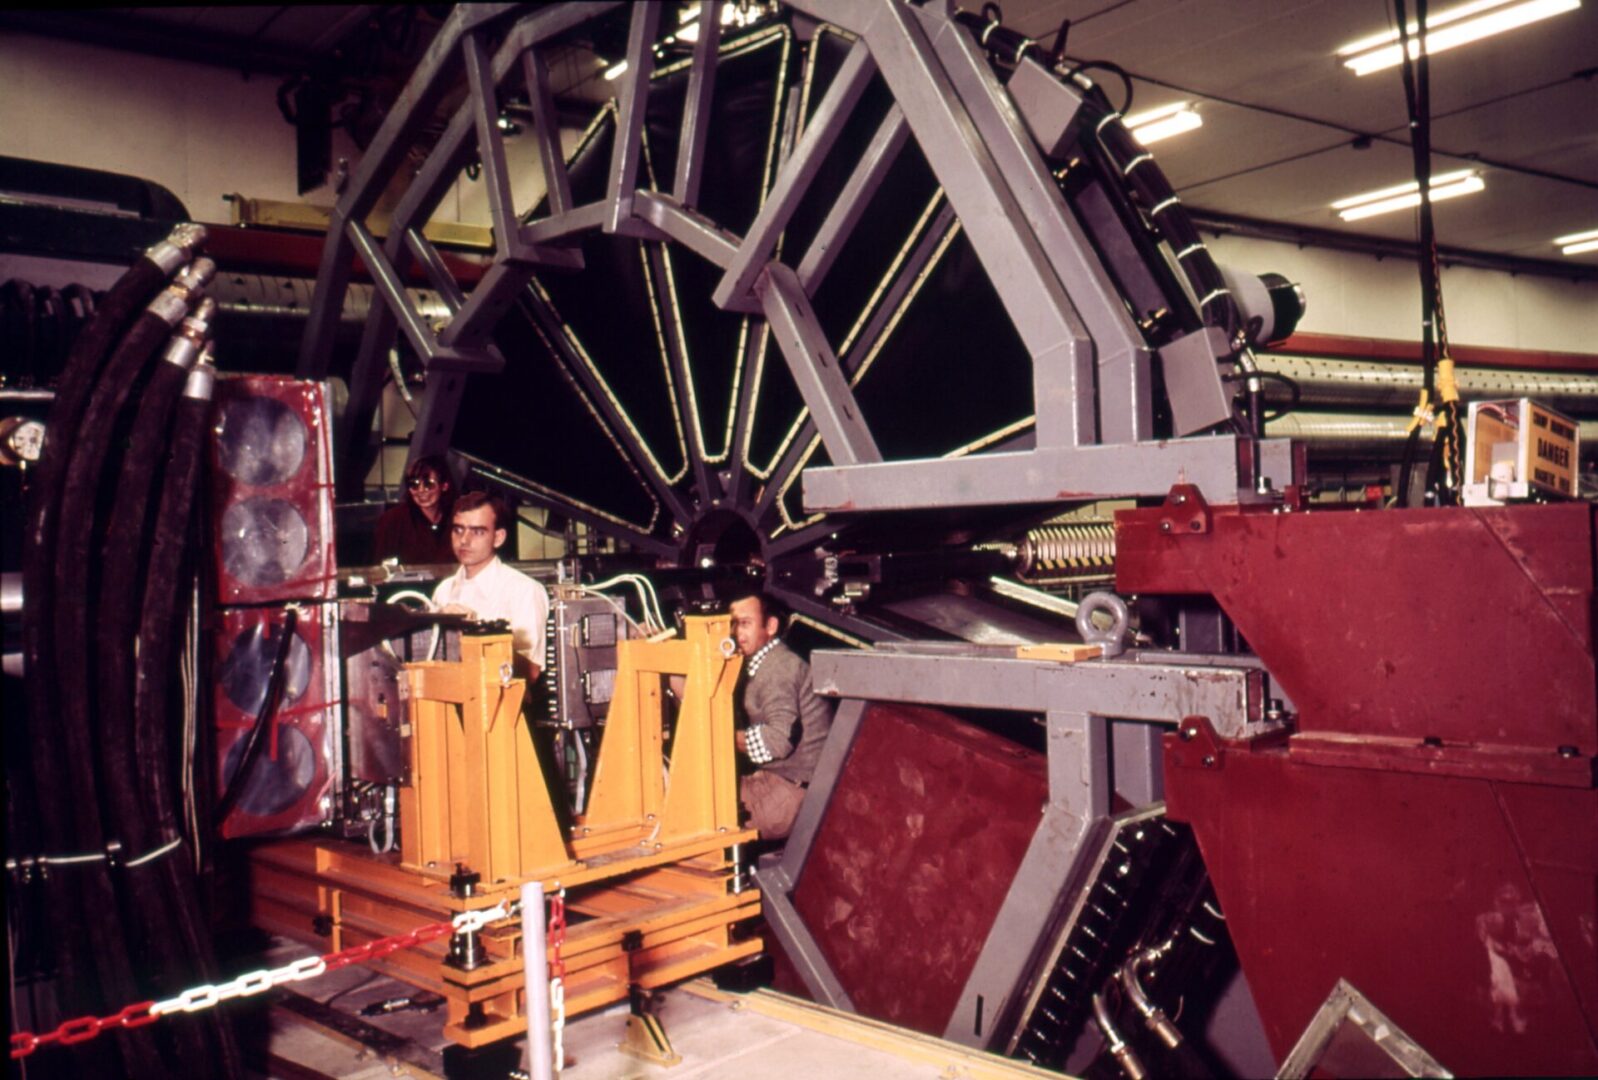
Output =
[
  {"x1": 95, "y1": 299, "x2": 214, "y2": 855},
  {"x1": 47, "y1": 258, "x2": 212, "y2": 1073},
  {"x1": 15, "y1": 227, "x2": 202, "y2": 1066},
  {"x1": 130, "y1": 354, "x2": 244, "y2": 1077}
]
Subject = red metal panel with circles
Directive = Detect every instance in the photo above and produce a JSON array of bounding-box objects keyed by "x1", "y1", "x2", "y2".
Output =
[
  {"x1": 209, "y1": 376, "x2": 336, "y2": 604},
  {"x1": 213, "y1": 603, "x2": 341, "y2": 838}
]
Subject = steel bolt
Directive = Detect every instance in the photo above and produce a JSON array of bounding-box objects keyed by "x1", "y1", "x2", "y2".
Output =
[
  {"x1": 1201, "y1": 754, "x2": 1216, "y2": 768},
  {"x1": 1160, "y1": 521, "x2": 1173, "y2": 533}
]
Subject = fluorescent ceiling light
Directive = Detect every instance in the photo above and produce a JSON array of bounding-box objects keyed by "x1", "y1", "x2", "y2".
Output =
[
  {"x1": 1337, "y1": 0, "x2": 1581, "y2": 76},
  {"x1": 1556, "y1": 228, "x2": 1598, "y2": 255},
  {"x1": 1332, "y1": 169, "x2": 1484, "y2": 221},
  {"x1": 1125, "y1": 102, "x2": 1203, "y2": 145},
  {"x1": 603, "y1": 59, "x2": 628, "y2": 80}
]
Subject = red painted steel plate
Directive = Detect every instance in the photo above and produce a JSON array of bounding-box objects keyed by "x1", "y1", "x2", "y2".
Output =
[{"x1": 790, "y1": 702, "x2": 1048, "y2": 1037}]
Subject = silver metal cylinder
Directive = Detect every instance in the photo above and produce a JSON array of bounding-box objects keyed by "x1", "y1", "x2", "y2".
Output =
[
  {"x1": 1262, "y1": 354, "x2": 1598, "y2": 413},
  {"x1": 520, "y1": 880, "x2": 554, "y2": 1080},
  {"x1": 1, "y1": 572, "x2": 21, "y2": 613}
]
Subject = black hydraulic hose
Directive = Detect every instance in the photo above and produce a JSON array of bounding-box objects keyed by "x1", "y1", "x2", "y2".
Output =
[
  {"x1": 133, "y1": 357, "x2": 215, "y2": 851},
  {"x1": 15, "y1": 227, "x2": 202, "y2": 1067},
  {"x1": 95, "y1": 299, "x2": 214, "y2": 856},
  {"x1": 130, "y1": 355, "x2": 243, "y2": 1078},
  {"x1": 46, "y1": 259, "x2": 212, "y2": 1075},
  {"x1": 23, "y1": 227, "x2": 203, "y2": 731},
  {"x1": 94, "y1": 316, "x2": 239, "y2": 1078},
  {"x1": 215, "y1": 606, "x2": 301, "y2": 828},
  {"x1": 52, "y1": 258, "x2": 215, "y2": 728}
]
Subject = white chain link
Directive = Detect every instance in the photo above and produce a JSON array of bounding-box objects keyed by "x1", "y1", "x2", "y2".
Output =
[
  {"x1": 550, "y1": 977, "x2": 565, "y2": 1073},
  {"x1": 147, "y1": 902, "x2": 508, "y2": 1018},
  {"x1": 453, "y1": 900, "x2": 509, "y2": 936}
]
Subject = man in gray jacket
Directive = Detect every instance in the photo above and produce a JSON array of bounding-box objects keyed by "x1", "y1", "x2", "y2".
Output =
[{"x1": 728, "y1": 591, "x2": 834, "y2": 840}]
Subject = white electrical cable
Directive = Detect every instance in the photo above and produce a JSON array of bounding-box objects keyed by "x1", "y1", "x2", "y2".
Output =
[{"x1": 582, "y1": 575, "x2": 661, "y2": 633}]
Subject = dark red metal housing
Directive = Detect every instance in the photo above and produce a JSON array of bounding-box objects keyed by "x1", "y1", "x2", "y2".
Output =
[
  {"x1": 1118, "y1": 491, "x2": 1598, "y2": 1074},
  {"x1": 790, "y1": 702, "x2": 1049, "y2": 1037}
]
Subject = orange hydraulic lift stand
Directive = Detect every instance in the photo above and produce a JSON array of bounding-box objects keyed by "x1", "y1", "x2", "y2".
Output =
[{"x1": 249, "y1": 614, "x2": 761, "y2": 1048}]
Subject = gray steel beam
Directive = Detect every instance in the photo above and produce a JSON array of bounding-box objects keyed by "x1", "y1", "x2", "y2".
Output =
[
  {"x1": 636, "y1": 191, "x2": 742, "y2": 268},
  {"x1": 989, "y1": 56, "x2": 1157, "y2": 445},
  {"x1": 404, "y1": 229, "x2": 468, "y2": 310},
  {"x1": 945, "y1": 711, "x2": 1109, "y2": 1048},
  {"x1": 752, "y1": 198, "x2": 956, "y2": 526},
  {"x1": 796, "y1": 105, "x2": 910, "y2": 295},
  {"x1": 757, "y1": 263, "x2": 881, "y2": 467},
  {"x1": 712, "y1": 38, "x2": 877, "y2": 313},
  {"x1": 464, "y1": 30, "x2": 519, "y2": 253},
  {"x1": 523, "y1": 202, "x2": 610, "y2": 246},
  {"x1": 523, "y1": 48, "x2": 572, "y2": 216},
  {"x1": 810, "y1": 647, "x2": 1260, "y2": 735},
  {"x1": 800, "y1": 440, "x2": 1185, "y2": 509},
  {"x1": 768, "y1": 697, "x2": 868, "y2": 890},
  {"x1": 750, "y1": 696, "x2": 866, "y2": 1010},
  {"x1": 345, "y1": 222, "x2": 495, "y2": 373},
  {"x1": 751, "y1": 864, "x2": 858, "y2": 1010},
  {"x1": 298, "y1": 3, "x2": 521, "y2": 377},
  {"x1": 673, "y1": 0, "x2": 725, "y2": 209},
  {"x1": 801, "y1": 0, "x2": 1096, "y2": 449},
  {"x1": 606, "y1": 2, "x2": 664, "y2": 235},
  {"x1": 801, "y1": 436, "x2": 1294, "y2": 510},
  {"x1": 439, "y1": 259, "x2": 538, "y2": 351}
]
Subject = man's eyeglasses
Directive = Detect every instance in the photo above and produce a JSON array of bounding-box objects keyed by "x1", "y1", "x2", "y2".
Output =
[
  {"x1": 407, "y1": 476, "x2": 440, "y2": 490},
  {"x1": 451, "y1": 524, "x2": 492, "y2": 539}
]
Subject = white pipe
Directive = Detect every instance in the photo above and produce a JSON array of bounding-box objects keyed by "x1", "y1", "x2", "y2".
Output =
[{"x1": 521, "y1": 880, "x2": 553, "y2": 1080}]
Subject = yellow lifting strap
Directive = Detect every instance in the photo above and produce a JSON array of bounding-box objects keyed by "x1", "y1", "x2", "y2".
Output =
[{"x1": 1436, "y1": 357, "x2": 1461, "y2": 405}]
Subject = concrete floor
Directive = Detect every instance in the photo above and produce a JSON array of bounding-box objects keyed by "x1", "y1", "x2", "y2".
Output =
[{"x1": 258, "y1": 938, "x2": 1057, "y2": 1080}]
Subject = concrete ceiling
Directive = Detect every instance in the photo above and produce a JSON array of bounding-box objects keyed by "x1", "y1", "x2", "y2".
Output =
[
  {"x1": 1002, "y1": 0, "x2": 1598, "y2": 267},
  {"x1": 11, "y1": 2, "x2": 1596, "y2": 270}
]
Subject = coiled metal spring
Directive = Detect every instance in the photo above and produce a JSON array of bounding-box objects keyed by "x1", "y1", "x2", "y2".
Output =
[{"x1": 1017, "y1": 523, "x2": 1116, "y2": 578}]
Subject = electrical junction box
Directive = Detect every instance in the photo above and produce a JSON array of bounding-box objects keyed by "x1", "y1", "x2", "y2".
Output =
[{"x1": 1462, "y1": 397, "x2": 1578, "y2": 507}]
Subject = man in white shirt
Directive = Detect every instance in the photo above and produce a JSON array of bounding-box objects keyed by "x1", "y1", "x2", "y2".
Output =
[{"x1": 431, "y1": 491, "x2": 549, "y2": 675}]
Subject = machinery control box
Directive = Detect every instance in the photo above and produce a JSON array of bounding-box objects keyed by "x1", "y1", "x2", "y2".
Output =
[
  {"x1": 1462, "y1": 397, "x2": 1578, "y2": 506},
  {"x1": 544, "y1": 586, "x2": 640, "y2": 730}
]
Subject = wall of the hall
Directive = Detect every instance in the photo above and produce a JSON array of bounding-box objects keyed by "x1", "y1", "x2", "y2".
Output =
[
  {"x1": 1207, "y1": 234, "x2": 1596, "y2": 355},
  {"x1": 3, "y1": 28, "x2": 1593, "y2": 359}
]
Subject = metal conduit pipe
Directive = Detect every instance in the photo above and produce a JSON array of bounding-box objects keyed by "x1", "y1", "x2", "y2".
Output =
[
  {"x1": 1092, "y1": 990, "x2": 1149, "y2": 1080},
  {"x1": 1266, "y1": 411, "x2": 1598, "y2": 461},
  {"x1": 207, "y1": 275, "x2": 451, "y2": 323},
  {"x1": 1262, "y1": 354, "x2": 1598, "y2": 413},
  {"x1": 1120, "y1": 938, "x2": 1184, "y2": 1050}
]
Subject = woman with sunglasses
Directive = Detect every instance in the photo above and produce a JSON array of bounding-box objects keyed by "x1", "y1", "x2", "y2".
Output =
[{"x1": 374, "y1": 454, "x2": 456, "y2": 565}]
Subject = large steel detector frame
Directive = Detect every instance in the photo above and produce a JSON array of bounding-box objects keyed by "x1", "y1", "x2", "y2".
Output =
[
  {"x1": 752, "y1": 643, "x2": 1277, "y2": 1050},
  {"x1": 296, "y1": 0, "x2": 1293, "y2": 535}
]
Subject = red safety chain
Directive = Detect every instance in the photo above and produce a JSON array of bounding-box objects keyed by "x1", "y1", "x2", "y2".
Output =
[
  {"x1": 548, "y1": 894, "x2": 567, "y2": 980},
  {"x1": 10, "y1": 908, "x2": 482, "y2": 1060},
  {"x1": 11, "y1": 1001, "x2": 159, "y2": 1059}
]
